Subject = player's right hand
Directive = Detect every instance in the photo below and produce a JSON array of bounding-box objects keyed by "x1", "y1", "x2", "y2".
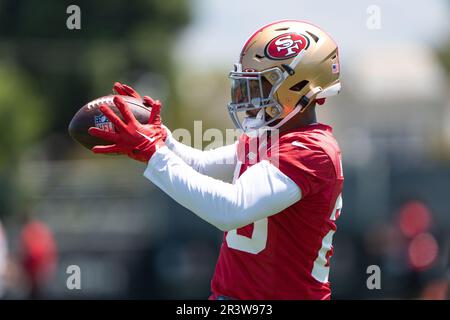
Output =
[{"x1": 89, "y1": 96, "x2": 166, "y2": 162}]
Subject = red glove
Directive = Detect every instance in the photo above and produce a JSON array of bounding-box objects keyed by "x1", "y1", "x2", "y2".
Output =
[
  {"x1": 113, "y1": 82, "x2": 142, "y2": 100},
  {"x1": 88, "y1": 96, "x2": 165, "y2": 162},
  {"x1": 113, "y1": 82, "x2": 168, "y2": 142}
]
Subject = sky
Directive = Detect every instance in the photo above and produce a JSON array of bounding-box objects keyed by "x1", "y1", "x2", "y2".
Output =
[{"x1": 175, "y1": 0, "x2": 450, "y2": 70}]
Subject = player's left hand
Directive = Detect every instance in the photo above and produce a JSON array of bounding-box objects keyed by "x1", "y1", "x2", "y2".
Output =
[
  {"x1": 113, "y1": 82, "x2": 168, "y2": 142},
  {"x1": 113, "y1": 82, "x2": 142, "y2": 100},
  {"x1": 88, "y1": 96, "x2": 165, "y2": 163}
]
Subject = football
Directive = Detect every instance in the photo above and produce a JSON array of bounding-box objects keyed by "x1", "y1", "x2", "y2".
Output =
[{"x1": 68, "y1": 95, "x2": 151, "y2": 151}]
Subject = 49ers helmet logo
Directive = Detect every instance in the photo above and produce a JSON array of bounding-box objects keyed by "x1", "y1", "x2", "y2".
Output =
[{"x1": 265, "y1": 33, "x2": 310, "y2": 60}]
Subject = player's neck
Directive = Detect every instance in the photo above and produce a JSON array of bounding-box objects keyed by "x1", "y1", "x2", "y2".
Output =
[{"x1": 278, "y1": 106, "x2": 317, "y2": 134}]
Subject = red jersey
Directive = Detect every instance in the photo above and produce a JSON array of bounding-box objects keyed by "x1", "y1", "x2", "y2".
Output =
[{"x1": 210, "y1": 123, "x2": 344, "y2": 300}]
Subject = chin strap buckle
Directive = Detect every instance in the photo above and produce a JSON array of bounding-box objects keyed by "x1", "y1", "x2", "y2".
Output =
[{"x1": 300, "y1": 86, "x2": 323, "y2": 108}]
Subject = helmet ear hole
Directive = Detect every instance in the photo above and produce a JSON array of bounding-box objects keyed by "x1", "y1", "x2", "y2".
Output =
[{"x1": 289, "y1": 80, "x2": 309, "y2": 92}]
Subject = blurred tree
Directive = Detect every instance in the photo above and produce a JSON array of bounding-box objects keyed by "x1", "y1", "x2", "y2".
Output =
[
  {"x1": 0, "y1": 0, "x2": 191, "y2": 216},
  {"x1": 0, "y1": 0, "x2": 190, "y2": 142},
  {"x1": 0, "y1": 64, "x2": 47, "y2": 168},
  {"x1": 436, "y1": 1, "x2": 450, "y2": 77},
  {"x1": 437, "y1": 40, "x2": 450, "y2": 77},
  {"x1": 0, "y1": 63, "x2": 47, "y2": 216}
]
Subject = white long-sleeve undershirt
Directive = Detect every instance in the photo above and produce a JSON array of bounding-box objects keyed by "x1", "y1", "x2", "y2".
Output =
[
  {"x1": 144, "y1": 146, "x2": 302, "y2": 231},
  {"x1": 164, "y1": 131, "x2": 237, "y2": 183}
]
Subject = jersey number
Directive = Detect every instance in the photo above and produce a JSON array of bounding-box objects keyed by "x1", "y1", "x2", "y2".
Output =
[
  {"x1": 311, "y1": 194, "x2": 342, "y2": 283},
  {"x1": 225, "y1": 194, "x2": 342, "y2": 284},
  {"x1": 226, "y1": 218, "x2": 268, "y2": 254},
  {"x1": 226, "y1": 161, "x2": 269, "y2": 255}
]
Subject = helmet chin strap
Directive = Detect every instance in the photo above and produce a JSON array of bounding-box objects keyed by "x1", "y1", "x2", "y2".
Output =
[
  {"x1": 242, "y1": 86, "x2": 331, "y2": 133},
  {"x1": 269, "y1": 104, "x2": 301, "y2": 130},
  {"x1": 270, "y1": 86, "x2": 323, "y2": 129},
  {"x1": 243, "y1": 104, "x2": 302, "y2": 134}
]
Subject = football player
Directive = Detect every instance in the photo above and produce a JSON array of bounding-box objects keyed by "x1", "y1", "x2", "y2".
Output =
[{"x1": 89, "y1": 20, "x2": 344, "y2": 300}]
